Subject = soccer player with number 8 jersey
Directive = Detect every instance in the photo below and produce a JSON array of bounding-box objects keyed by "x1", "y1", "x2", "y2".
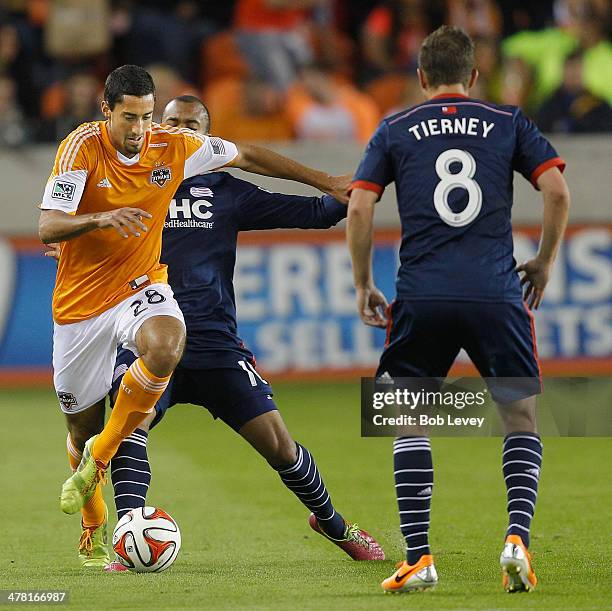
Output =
[{"x1": 347, "y1": 26, "x2": 570, "y2": 593}]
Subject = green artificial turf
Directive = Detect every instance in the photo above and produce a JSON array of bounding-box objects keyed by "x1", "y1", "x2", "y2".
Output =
[{"x1": 0, "y1": 384, "x2": 610, "y2": 609}]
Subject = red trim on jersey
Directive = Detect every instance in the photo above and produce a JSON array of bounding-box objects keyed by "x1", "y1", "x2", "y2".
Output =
[
  {"x1": 430, "y1": 92, "x2": 469, "y2": 99},
  {"x1": 523, "y1": 302, "x2": 543, "y2": 386},
  {"x1": 384, "y1": 300, "x2": 395, "y2": 347},
  {"x1": 349, "y1": 180, "x2": 384, "y2": 199},
  {"x1": 530, "y1": 157, "x2": 566, "y2": 188}
]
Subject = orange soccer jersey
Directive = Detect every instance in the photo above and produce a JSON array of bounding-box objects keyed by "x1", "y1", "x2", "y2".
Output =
[{"x1": 41, "y1": 121, "x2": 237, "y2": 324}]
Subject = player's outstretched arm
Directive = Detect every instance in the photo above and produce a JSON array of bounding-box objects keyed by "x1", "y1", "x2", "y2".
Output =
[
  {"x1": 226, "y1": 143, "x2": 351, "y2": 203},
  {"x1": 517, "y1": 167, "x2": 570, "y2": 309},
  {"x1": 38, "y1": 208, "x2": 152, "y2": 244},
  {"x1": 347, "y1": 187, "x2": 388, "y2": 328}
]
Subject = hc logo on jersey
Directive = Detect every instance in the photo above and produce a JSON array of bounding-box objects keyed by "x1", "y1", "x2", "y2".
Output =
[
  {"x1": 51, "y1": 180, "x2": 76, "y2": 201},
  {"x1": 150, "y1": 167, "x2": 172, "y2": 188},
  {"x1": 169, "y1": 198, "x2": 213, "y2": 220}
]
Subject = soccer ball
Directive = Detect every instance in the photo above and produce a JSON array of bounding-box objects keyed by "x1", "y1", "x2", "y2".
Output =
[{"x1": 112, "y1": 506, "x2": 181, "y2": 572}]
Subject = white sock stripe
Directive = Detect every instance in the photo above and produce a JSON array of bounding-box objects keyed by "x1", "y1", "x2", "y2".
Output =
[
  {"x1": 316, "y1": 509, "x2": 336, "y2": 522},
  {"x1": 114, "y1": 493, "x2": 146, "y2": 500},
  {"x1": 504, "y1": 435, "x2": 542, "y2": 447},
  {"x1": 294, "y1": 479, "x2": 324, "y2": 498},
  {"x1": 67, "y1": 445, "x2": 82, "y2": 461},
  {"x1": 503, "y1": 459, "x2": 541, "y2": 469},
  {"x1": 394, "y1": 468, "x2": 434, "y2": 474},
  {"x1": 130, "y1": 360, "x2": 153, "y2": 390},
  {"x1": 503, "y1": 447, "x2": 542, "y2": 459},
  {"x1": 307, "y1": 493, "x2": 331, "y2": 509},
  {"x1": 123, "y1": 439, "x2": 147, "y2": 448},
  {"x1": 393, "y1": 447, "x2": 432, "y2": 454},
  {"x1": 394, "y1": 437, "x2": 430, "y2": 445},
  {"x1": 66, "y1": 434, "x2": 82, "y2": 459},
  {"x1": 395, "y1": 482, "x2": 434, "y2": 487},
  {"x1": 282, "y1": 460, "x2": 316, "y2": 485},
  {"x1": 287, "y1": 468, "x2": 319, "y2": 490},
  {"x1": 113, "y1": 480, "x2": 150, "y2": 487},
  {"x1": 300, "y1": 486, "x2": 328, "y2": 504},
  {"x1": 504, "y1": 473, "x2": 539, "y2": 483},
  {"x1": 131, "y1": 360, "x2": 169, "y2": 393},
  {"x1": 112, "y1": 455, "x2": 149, "y2": 464},
  {"x1": 507, "y1": 486, "x2": 538, "y2": 496},
  {"x1": 111, "y1": 467, "x2": 151, "y2": 475},
  {"x1": 399, "y1": 510, "x2": 430, "y2": 514},
  {"x1": 507, "y1": 498, "x2": 536, "y2": 509},
  {"x1": 406, "y1": 543, "x2": 430, "y2": 550},
  {"x1": 130, "y1": 432, "x2": 148, "y2": 442},
  {"x1": 509, "y1": 510, "x2": 534, "y2": 519},
  {"x1": 406, "y1": 521, "x2": 430, "y2": 526},
  {"x1": 508, "y1": 523, "x2": 530, "y2": 532},
  {"x1": 404, "y1": 531, "x2": 429, "y2": 537},
  {"x1": 278, "y1": 445, "x2": 304, "y2": 475},
  {"x1": 394, "y1": 440, "x2": 431, "y2": 448},
  {"x1": 397, "y1": 495, "x2": 432, "y2": 500}
]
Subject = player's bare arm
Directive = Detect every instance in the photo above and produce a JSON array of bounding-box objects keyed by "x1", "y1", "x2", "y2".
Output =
[
  {"x1": 346, "y1": 187, "x2": 388, "y2": 328},
  {"x1": 517, "y1": 167, "x2": 570, "y2": 309},
  {"x1": 226, "y1": 143, "x2": 351, "y2": 204},
  {"x1": 38, "y1": 207, "x2": 152, "y2": 243}
]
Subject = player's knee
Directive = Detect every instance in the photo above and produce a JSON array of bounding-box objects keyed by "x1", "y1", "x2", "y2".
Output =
[{"x1": 139, "y1": 327, "x2": 185, "y2": 377}]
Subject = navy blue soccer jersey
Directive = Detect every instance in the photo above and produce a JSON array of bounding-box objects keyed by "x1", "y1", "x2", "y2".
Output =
[
  {"x1": 352, "y1": 94, "x2": 565, "y2": 302},
  {"x1": 161, "y1": 171, "x2": 347, "y2": 368}
]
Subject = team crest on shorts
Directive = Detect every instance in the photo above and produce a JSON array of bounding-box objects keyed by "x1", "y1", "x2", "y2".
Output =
[
  {"x1": 150, "y1": 167, "x2": 172, "y2": 188},
  {"x1": 57, "y1": 391, "x2": 78, "y2": 411}
]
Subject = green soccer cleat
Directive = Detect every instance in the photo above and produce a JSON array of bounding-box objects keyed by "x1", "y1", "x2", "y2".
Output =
[
  {"x1": 60, "y1": 435, "x2": 107, "y2": 515},
  {"x1": 78, "y1": 504, "x2": 111, "y2": 567}
]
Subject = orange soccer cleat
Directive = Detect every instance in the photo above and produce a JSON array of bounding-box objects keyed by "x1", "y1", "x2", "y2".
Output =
[
  {"x1": 381, "y1": 555, "x2": 438, "y2": 593},
  {"x1": 500, "y1": 534, "x2": 537, "y2": 592}
]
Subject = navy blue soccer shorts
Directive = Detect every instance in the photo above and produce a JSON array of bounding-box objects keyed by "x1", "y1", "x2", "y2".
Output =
[
  {"x1": 111, "y1": 348, "x2": 277, "y2": 432},
  {"x1": 377, "y1": 300, "x2": 542, "y2": 403}
]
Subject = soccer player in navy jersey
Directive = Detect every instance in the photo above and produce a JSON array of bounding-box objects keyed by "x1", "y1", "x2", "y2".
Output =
[
  {"x1": 346, "y1": 26, "x2": 570, "y2": 593},
  {"x1": 101, "y1": 95, "x2": 384, "y2": 568}
]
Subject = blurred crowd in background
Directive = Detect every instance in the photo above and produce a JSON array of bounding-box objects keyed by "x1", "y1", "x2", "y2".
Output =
[{"x1": 1, "y1": 0, "x2": 611, "y2": 148}]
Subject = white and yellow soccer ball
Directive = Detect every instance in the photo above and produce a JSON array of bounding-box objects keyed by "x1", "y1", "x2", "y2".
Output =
[{"x1": 112, "y1": 506, "x2": 181, "y2": 572}]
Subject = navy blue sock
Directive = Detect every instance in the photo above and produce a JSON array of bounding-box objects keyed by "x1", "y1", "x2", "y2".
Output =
[
  {"x1": 503, "y1": 432, "x2": 542, "y2": 548},
  {"x1": 110, "y1": 428, "x2": 151, "y2": 520},
  {"x1": 394, "y1": 436, "x2": 433, "y2": 564},
  {"x1": 276, "y1": 442, "x2": 346, "y2": 539}
]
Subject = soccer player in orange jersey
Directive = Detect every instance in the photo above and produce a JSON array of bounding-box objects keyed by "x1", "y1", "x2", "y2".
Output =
[{"x1": 39, "y1": 65, "x2": 349, "y2": 566}]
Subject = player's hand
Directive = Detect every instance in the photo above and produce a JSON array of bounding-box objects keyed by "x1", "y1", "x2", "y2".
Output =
[
  {"x1": 44, "y1": 242, "x2": 61, "y2": 262},
  {"x1": 93, "y1": 208, "x2": 152, "y2": 238},
  {"x1": 324, "y1": 174, "x2": 351, "y2": 205},
  {"x1": 356, "y1": 284, "x2": 388, "y2": 328},
  {"x1": 516, "y1": 257, "x2": 552, "y2": 310}
]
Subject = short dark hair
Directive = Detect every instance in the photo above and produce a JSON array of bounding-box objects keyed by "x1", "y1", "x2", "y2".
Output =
[
  {"x1": 103, "y1": 65, "x2": 155, "y2": 110},
  {"x1": 170, "y1": 95, "x2": 211, "y2": 131},
  {"x1": 419, "y1": 26, "x2": 475, "y2": 88}
]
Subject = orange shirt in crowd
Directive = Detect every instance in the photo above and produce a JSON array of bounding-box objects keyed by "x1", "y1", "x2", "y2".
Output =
[{"x1": 235, "y1": 0, "x2": 308, "y2": 30}]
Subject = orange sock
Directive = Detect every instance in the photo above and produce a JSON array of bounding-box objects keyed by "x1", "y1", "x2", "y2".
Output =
[
  {"x1": 67, "y1": 433, "x2": 106, "y2": 528},
  {"x1": 93, "y1": 358, "x2": 170, "y2": 465}
]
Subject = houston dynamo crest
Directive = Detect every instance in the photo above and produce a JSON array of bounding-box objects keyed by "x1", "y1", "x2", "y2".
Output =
[{"x1": 150, "y1": 167, "x2": 172, "y2": 188}]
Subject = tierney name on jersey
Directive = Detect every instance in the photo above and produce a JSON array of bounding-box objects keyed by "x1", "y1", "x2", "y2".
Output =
[{"x1": 408, "y1": 117, "x2": 495, "y2": 141}]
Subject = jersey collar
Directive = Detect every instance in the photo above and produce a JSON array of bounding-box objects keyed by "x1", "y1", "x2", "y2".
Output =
[{"x1": 430, "y1": 93, "x2": 470, "y2": 100}]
